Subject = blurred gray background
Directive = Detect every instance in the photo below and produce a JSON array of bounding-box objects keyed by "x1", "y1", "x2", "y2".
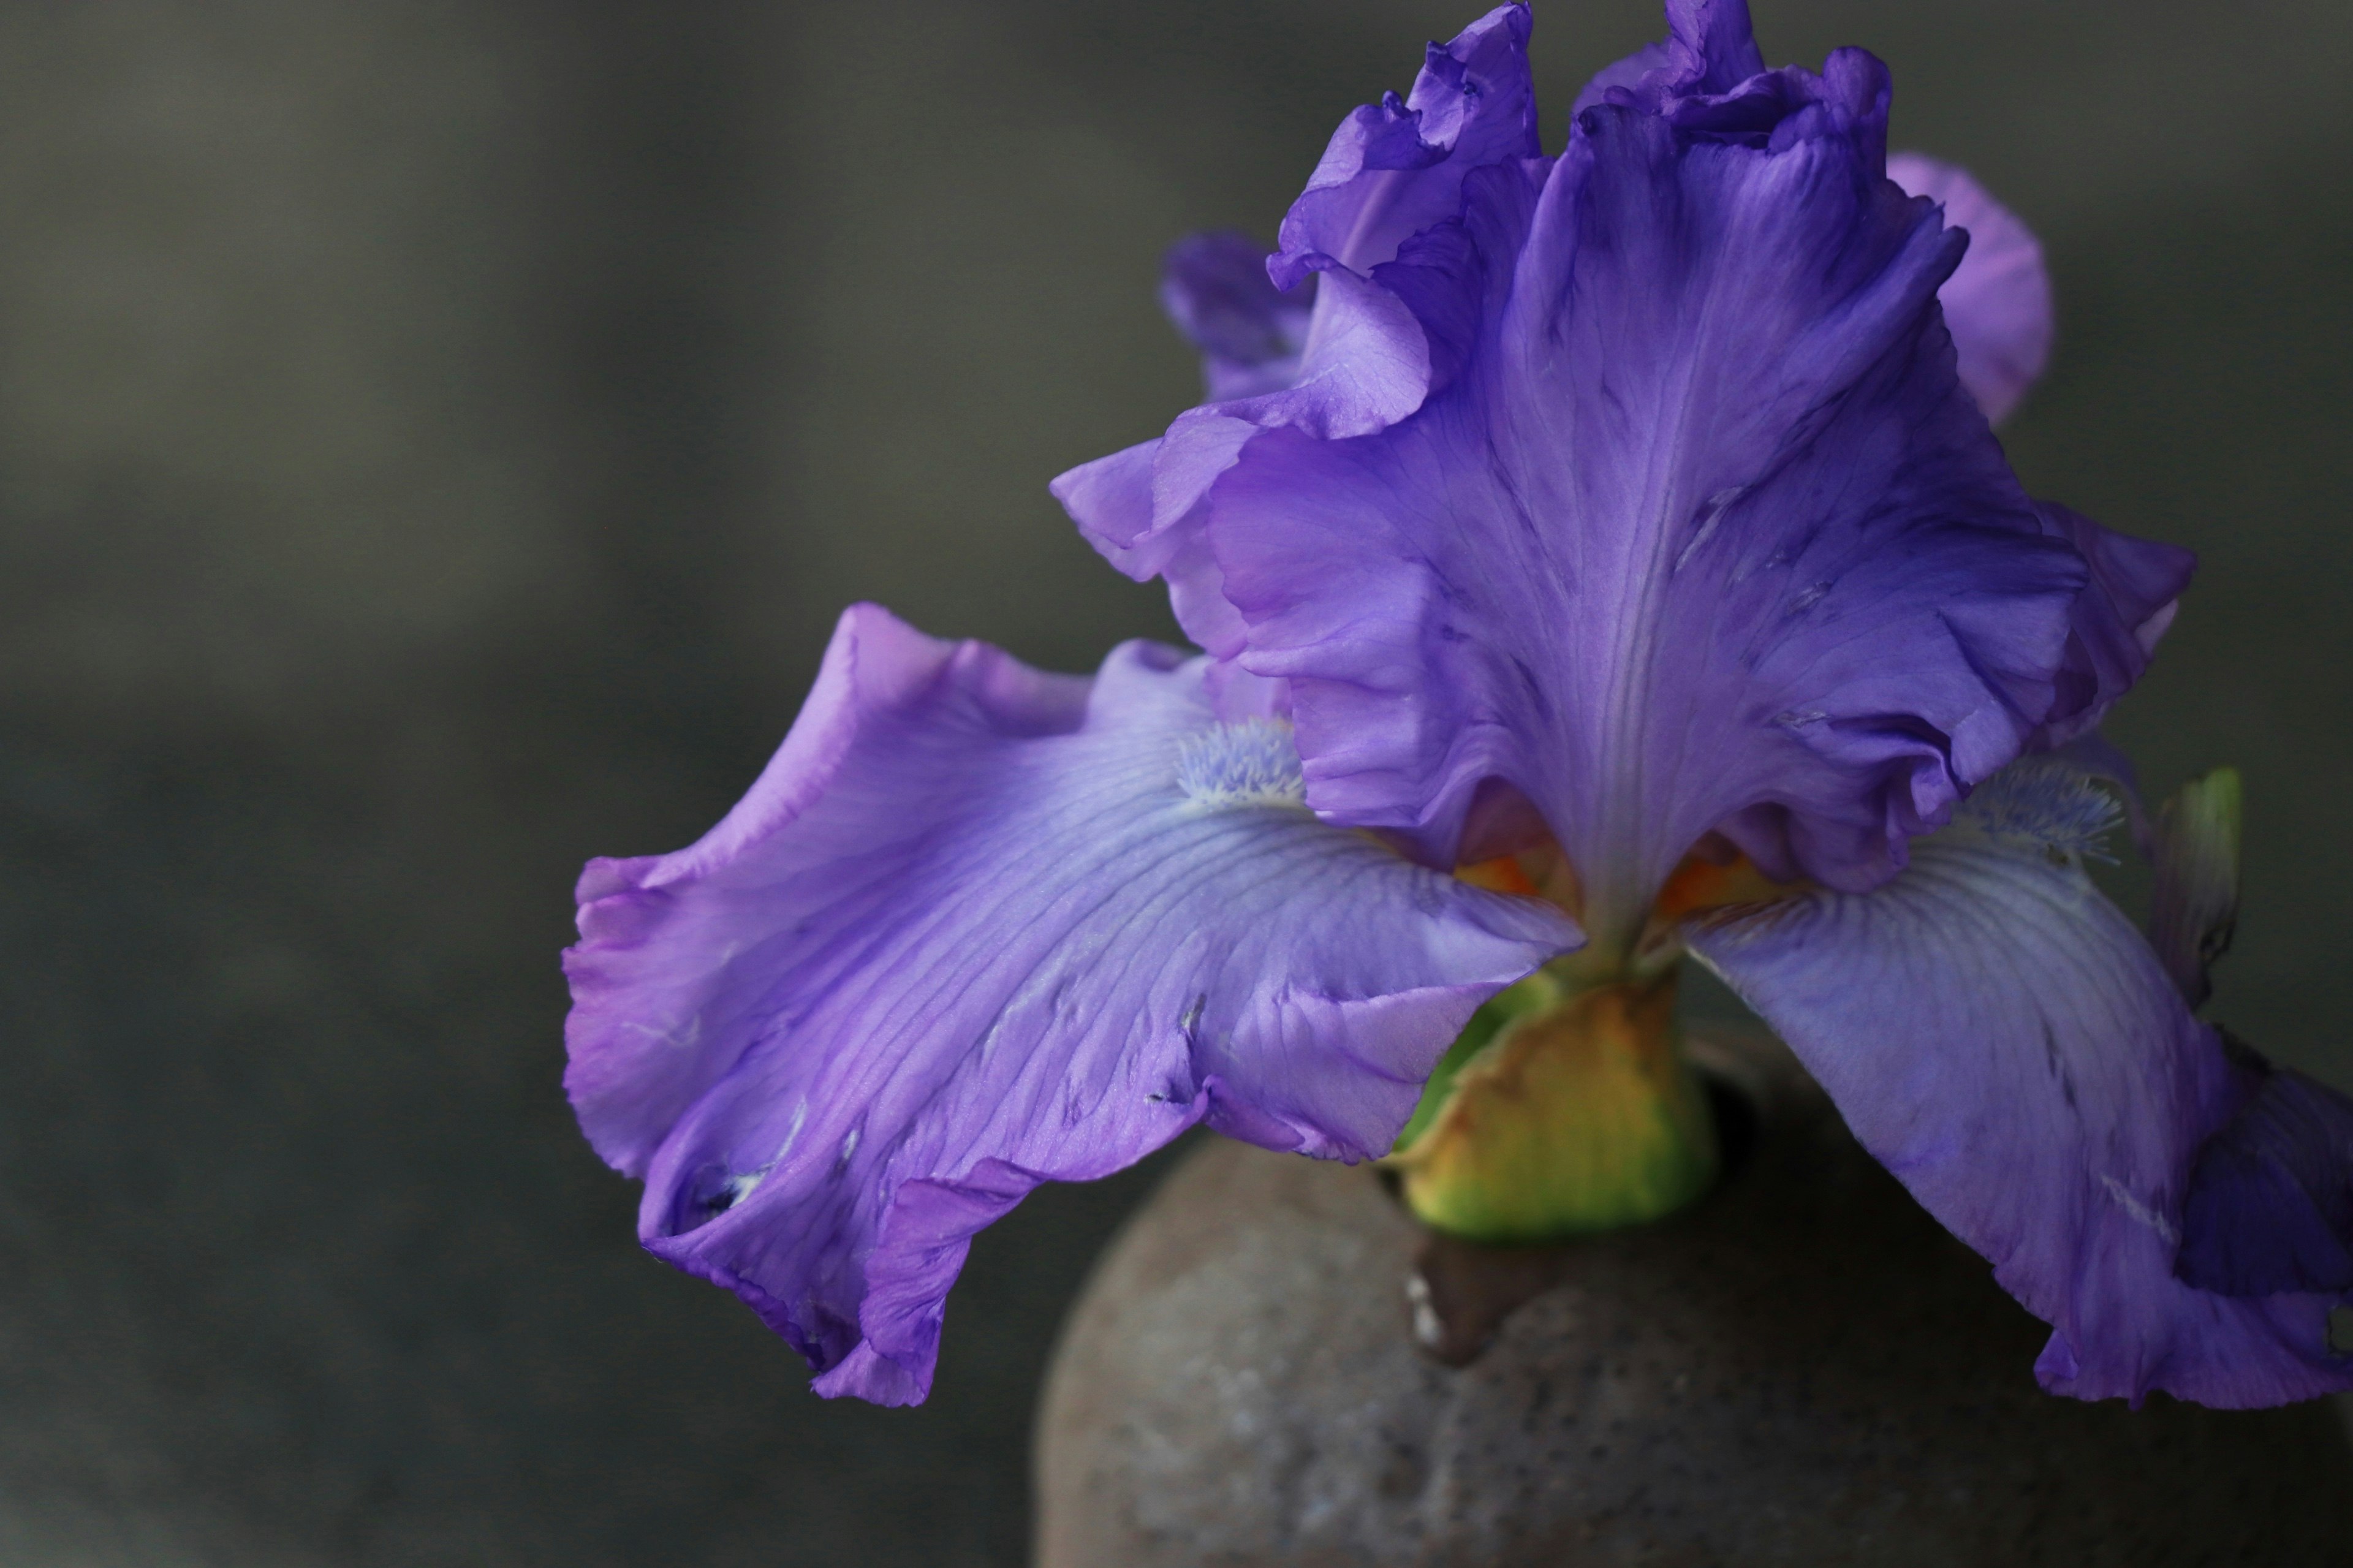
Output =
[{"x1": 0, "y1": 1, "x2": 2346, "y2": 1562}]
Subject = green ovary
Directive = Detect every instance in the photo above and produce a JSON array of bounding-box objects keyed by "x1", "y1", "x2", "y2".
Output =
[{"x1": 1387, "y1": 962, "x2": 1720, "y2": 1242}]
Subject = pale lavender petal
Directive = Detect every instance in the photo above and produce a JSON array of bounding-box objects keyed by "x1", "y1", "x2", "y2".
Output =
[
  {"x1": 1207, "y1": 29, "x2": 2086, "y2": 934},
  {"x1": 1214, "y1": 267, "x2": 1433, "y2": 442},
  {"x1": 1689, "y1": 763, "x2": 2353, "y2": 1407},
  {"x1": 1889, "y1": 151, "x2": 2054, "y2": 425},
  {"x1": 563, "y1": 605, "x2": 1577, "y2": 1404},
  {"x1": 1050, "y1": 437, "x2": 1160, "y2": 574}
]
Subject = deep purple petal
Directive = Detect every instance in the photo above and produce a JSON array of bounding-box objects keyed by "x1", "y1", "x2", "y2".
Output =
[
  {"x1": 2029, "y1": 501, "x2": 2195, "y2": 750},
  {"x1": 1159, "y1": 230, "x2": 1311, "y2": 401},
  {"x1": 1206, "y1": 37, "x2": 2086, "y2": 936},
  {"x1": 1656, "y1": 0, "x2": 1769, "y2": 97},
  {"x1": 1563, "y1": 2, "x2": 1769, "y2": 124},
  {"x1": 563, "y1": 605, "x2": 1577, "y2": 1404},
  {"x1": 1689, "y1": 763, "x2": 2353, "y2": 1407},
  {"x1": 1888, "y1": 152, "x2": 2054, "y2": 425},
  {"x1": 2178, "y1": 1044, "x2": 2353, "y2": 1297},
  {"x1": 1569, "y1": 40, "x2": 1674, "y2": 118}
]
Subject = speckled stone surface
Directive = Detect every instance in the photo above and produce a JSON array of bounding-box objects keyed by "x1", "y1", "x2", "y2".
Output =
[{"x1": 1034, "y1": 1036, "x2": 2353, "y2": 1567}]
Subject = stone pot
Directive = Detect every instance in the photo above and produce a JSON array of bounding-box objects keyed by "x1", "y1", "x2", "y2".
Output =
[{"x1": 1034, "y1": 1032, "x2": 2353, "y2": 1566}]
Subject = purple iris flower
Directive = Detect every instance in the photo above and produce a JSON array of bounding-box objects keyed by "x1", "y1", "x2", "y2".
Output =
[{"x1": 565, "y1": 0, "x2": 2353, "y2": 1407}]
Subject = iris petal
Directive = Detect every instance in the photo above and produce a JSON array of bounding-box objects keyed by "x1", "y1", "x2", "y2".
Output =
[
  {"x1": 1689, "y1": 763, "x2": 2353, "y2": 1407},
  {"x1": 1887, "y1": 152, "x2": 2053, "y2": 425},
  {"x1": 1052, "y1": 3, "x2": 1540, "y2": 656},
  {"x1": 1158, "y1": 230, "x2": 1311, "y2": 402},
  {"x1": 1060, "y1": 4, "x2": 2191, "y2": 934},
  {"x1": 1205, "y1": 20, "x2": 2087, "y2": 931},
  {"x1": 2030, "y1": 500, "x2": 2195, "y2": 750},
  {"x1": 2178, "y1": 1047, "x2": 2353, "y2": 1298},
  {"x1": 562, "y1": 605, "x2": 1577, "y2": 1404},
  {"x1": 1270, "y1": 3, "x2": 1540, "y2": 289}
]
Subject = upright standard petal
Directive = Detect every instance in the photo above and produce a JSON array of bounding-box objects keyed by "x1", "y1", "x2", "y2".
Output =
[
  {"x1": 563, "y1": 605, "x2": 1577, "y2": 1404},
  {"x1": 1271, "y1": 2, "x2": 1539, "y2": 289},
  {"x1": 1207, "y1": 20, "x2": 2089, "y2": 936},
  {"x1": 1689, "y1": 763, "x2": 2353, "y2": 1407},
  {"x1": 1888, "y1": 152, "x2": 2054, "y2": 425},
  {"x1": 1053, "y1": 4, "x2": 1540, "y2": 652},
  {"x1": 1653, "y1": 0, "x2": 1768, "y2": 99}
]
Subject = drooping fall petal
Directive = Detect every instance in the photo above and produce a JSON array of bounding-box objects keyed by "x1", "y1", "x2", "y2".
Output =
[
  {"x1": 563, "y1": 605, "x2": 1575, "y2": 1403},
  {"x1": 1690, "y1": 762, "x2": 2352, "y2": 1407}
]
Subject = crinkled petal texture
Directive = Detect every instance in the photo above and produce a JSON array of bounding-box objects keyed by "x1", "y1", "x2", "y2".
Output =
[
  {"x1": 1689, "y1": 765, "x2": 2353, "y2": 1407},
  {"x1": 1208, "y1": 28, "x2": 2094, "y2": 927},
  {"x1": 1887, "y1": 151, "x2": 2053, "y2": 425},
  {"x1": 562, "y1": 605, "x2": 1577, "y2": 1405},
  {"x1": 1061, "y1": 4, "x2": 2189, "y2": 918},
  {"x1": 1271, "y1": 1, "x2": 1539, "y2": 289},
  {"x1": 1052, "y1": 3, "x2": 1541, "y2": 653}
]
